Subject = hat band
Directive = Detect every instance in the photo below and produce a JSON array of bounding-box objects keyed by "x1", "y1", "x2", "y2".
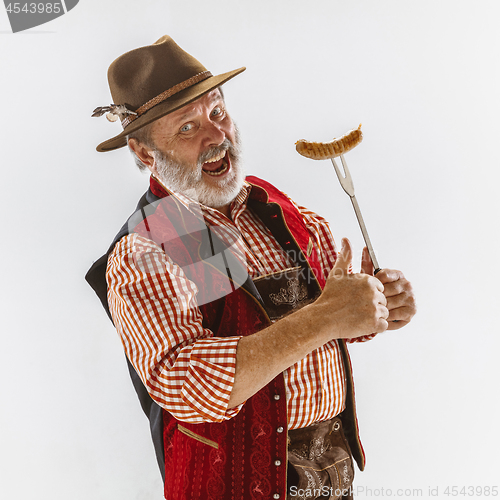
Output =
[{"x1": 121, "y1": 70, "x2": 213, "y2": 128}]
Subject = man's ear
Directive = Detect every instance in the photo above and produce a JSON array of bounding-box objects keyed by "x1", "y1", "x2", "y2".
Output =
[{"x1": 128, "y1": 138, "x2": 157, "y2": 174}]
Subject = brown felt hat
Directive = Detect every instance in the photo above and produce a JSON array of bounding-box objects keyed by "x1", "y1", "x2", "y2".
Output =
[{"x1": 94, "y1": 35, "x2": 245, "y2": 152}]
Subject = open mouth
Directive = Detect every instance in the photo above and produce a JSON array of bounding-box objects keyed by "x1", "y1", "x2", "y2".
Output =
[{"x1": 202, "y1": 151, "x2": 230, "y2": 177}]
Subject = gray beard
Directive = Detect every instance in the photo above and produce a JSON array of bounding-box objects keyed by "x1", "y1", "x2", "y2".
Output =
[{"x1": 153, "y1": 126, "x2": 245, "y2": 209}]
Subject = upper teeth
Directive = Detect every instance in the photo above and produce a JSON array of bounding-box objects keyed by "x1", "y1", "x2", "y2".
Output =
[{"x1": 205, "y1": 151, "x2": 226, "y2": 163}]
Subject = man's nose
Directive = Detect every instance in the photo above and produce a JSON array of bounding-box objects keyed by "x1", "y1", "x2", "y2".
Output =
[{"x1": 202, "y1": 120, "x2": 225, "y2": 148}]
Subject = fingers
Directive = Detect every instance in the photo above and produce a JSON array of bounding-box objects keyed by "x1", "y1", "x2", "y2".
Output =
[
  {"x1": 360, "y1": 246, "x2": 374, "y2": 276},
  {"x1": 331, "y1": 238, "x2": 353, "y2": 278},
  {"x1": 382, "y1": 278, "x2": 408, "y2": 298},
  {"x1": 369, "y1": 278, "x2": 386, "y2": 306},
  {"x1": 386, "y1": 318, "x2": 409, "y2": 330},
  {"x1": 386, "y1": 288, "x2": 414, "y2": 310},
  {"x1": 365, "y1": 287, "x2": 389, "y2": 335},
  {"x1": 375, "y1": 318, "x2": 390, "y2": 333},
  {"x1": 378, "y1": 297, "x2": 389, "y2": 320},
  {"x1": 367, "y1": 270, "x2": 411, "y2": 333},
  {"x1": 372, "y1": 301, "x2": 389, "y2": 333},
  {"x1": 384, "y1": 278, "x2": 416, "y2": 311},
  {"x1": 382, "y1": 274, "x2": 416, "y2": 330},
  {"x1": 385, "y1": 303, "x2": 415, "y2": 329},
  {"x1": 375, "y1": 268, "x2": 405, "y2": 285},
  {"x1": 377, "y1": 294, "x2": 391, "y2": 333},
  {"x1": 387, "y1": 305, "x2": 414, "y2": 321},
  {"x1": 369, "y1": 275, "x2": 385, "y2": 294}
]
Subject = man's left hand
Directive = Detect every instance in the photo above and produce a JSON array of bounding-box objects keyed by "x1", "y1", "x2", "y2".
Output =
[{"x1": 361, "y1": 247, "x2": 417, "y2": 330}]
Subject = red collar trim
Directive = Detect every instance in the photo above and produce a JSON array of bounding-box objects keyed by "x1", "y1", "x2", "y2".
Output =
[{"x1": 149, "y1": 175, "x2": 170, "y2": 198}]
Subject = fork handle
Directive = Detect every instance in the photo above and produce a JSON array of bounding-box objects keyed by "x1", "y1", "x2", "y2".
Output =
[{"x1": 350, "y1": 195, "x2": 380, "y2": 270}]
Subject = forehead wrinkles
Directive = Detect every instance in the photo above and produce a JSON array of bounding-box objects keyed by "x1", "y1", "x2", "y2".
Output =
[
  {"x1": 150, "y1": 89, "x2": 224, "y2": 142},
  {"x1": 172, "y1": 90, "x2": 223, "y2": 123}
]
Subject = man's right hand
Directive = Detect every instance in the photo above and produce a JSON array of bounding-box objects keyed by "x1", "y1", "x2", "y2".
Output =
[
  {"x1": 312, "y1": 237, "x2": 389, "y2": 339},
  {"x1": 228, "y1": 237, "x2": 389, "y2": 408}
]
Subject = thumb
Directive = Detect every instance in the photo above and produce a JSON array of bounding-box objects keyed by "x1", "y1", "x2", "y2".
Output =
[
  {"x1": 331, "y1": 238, "x2": 353, "y2": 278},
  {"x1": 361, "y1": 246, "x2": 374, "y2": 276}
]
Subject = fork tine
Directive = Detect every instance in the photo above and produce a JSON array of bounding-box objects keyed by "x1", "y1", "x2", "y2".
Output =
[{"x1": 331, "y1": 155, "x2": 355, "y2": 196}]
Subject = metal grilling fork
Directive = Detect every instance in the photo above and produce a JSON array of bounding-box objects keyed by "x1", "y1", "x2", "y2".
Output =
[{"x1": 331, "y1": 154, "x2": 380, "y2": 274}]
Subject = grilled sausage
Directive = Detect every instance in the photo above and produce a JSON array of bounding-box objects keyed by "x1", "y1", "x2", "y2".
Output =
[{"x1": 296, "y1": 124, "x2": 363, "y2": 160}]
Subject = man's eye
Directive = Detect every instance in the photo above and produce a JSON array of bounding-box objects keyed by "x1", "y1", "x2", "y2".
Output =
[
  {"x1": 211, "y1": 107, "x2": 223, "y2": 117},
  {"x1": 180, "y1": 123, "x2": 192, "y2": 132}
]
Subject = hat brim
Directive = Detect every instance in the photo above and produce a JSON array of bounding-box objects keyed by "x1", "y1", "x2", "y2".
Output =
[{"x1": 96, "y1": 67, "x2": 246, "y2": 152}]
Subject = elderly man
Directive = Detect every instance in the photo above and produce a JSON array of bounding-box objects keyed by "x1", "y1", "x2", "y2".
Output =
[{"x1": 86, "y1": 35, "x2": 416, "y2": 500}]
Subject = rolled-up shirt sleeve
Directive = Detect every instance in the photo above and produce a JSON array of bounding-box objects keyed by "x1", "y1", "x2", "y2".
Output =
[{"x1": 106, "y1": 233, "x2": 244, "y2": 423}]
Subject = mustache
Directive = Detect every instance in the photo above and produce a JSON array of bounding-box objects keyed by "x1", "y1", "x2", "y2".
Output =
[{"x1": 197, "y1": 138, "x2": 236, "y2": 166}]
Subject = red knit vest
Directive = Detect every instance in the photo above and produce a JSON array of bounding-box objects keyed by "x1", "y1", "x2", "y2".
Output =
[{"x1": 130, "y1": 176, "x2": 365, "y2": 500}]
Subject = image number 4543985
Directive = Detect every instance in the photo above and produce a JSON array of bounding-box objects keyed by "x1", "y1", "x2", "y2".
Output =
[{"x1": 3, "y1": 1, "x2": 79, "y2": 33}]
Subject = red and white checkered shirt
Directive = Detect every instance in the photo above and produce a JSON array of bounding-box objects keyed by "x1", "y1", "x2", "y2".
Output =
[{"x1": 107, "y1": 179, "x2": 374, "y2": 429}]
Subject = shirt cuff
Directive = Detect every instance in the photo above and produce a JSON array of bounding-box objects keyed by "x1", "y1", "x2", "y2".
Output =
[
  {"x1": 179, "y1": 336, "x2": 244, "y2": 422},
  {"x1": 347, "y1": 333, "x2": 378, "y2": 343}
]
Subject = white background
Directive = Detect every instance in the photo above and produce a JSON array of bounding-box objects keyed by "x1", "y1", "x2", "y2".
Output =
[{"x1": 1, "y1": 1, "x2": 499, "y2": 499}]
